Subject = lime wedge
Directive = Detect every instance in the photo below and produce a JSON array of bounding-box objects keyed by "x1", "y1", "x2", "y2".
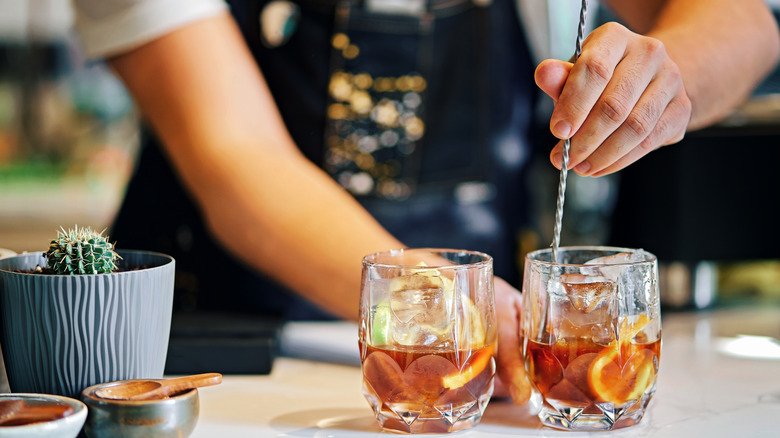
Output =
[{"x1": 371, "y1": 302, "x2": 393, "y2": 346}]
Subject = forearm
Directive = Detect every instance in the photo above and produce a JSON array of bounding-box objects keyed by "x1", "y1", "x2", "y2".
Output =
[
  {"x1": 607, "y1": 0, "x2": 780, "y2": 130},
  {"x1": 109, "y1": 13, "x2": 402, "y2": 320},
  {"x1": 196, "y1": 140, "x2": 402, "y2": 321}
]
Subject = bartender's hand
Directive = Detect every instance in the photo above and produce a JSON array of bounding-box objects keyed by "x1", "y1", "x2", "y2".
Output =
[
  {"x1": 535, "y1": 22, "x2": 691, "y2": 177},
  {"x1": 493, "y1": 277, "x2": 531, "y2": 405}
]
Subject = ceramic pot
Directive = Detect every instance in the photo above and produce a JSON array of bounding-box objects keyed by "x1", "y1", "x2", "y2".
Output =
[{"x1": 0, "y1": 250, "x2": 175, "y2": 399}]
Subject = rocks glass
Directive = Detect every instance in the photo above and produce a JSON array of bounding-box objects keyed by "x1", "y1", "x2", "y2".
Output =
[
  {"x1": 522, "y1": 246, "x2": 661, "y2": 430},
  {"x1": 359, "y1": 249, "x2": 496, "y2": 433}
]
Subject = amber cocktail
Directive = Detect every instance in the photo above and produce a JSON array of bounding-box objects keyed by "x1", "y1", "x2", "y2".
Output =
[
  {"x1": 359, "y1": 249, "x2": 496, "y2": 433},
  {"x1": 522, "y1": 247, "x2": 661, "y2": 430}
]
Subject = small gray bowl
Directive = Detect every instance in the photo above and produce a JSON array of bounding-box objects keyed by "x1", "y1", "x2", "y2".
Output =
[
  {"x1": 80, "y1": 380, "x2": 199, "y2": 438},
  {"x1": 0, "y1": 393, "x2": 87, "y2": 438}
]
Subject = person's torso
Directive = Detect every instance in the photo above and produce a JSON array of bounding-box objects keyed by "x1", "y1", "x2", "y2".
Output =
[{"x1": 113, "y1": 0, "x2": 539, "y2": 319}]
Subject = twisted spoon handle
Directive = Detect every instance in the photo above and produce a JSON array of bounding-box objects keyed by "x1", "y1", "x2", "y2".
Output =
[{"x1": 551, "y1": 0, "x2": 589, "y2": 264}]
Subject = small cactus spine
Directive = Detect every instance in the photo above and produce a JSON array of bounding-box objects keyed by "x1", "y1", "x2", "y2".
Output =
[{"x1": 44, "y1": 226, "x2": 120, "y2": 275}]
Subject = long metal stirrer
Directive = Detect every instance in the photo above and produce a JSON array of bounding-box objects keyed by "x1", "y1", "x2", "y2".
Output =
[
  {"x1": 537, "y1": 0, "x2": 589, "y2": 342},
  {"x1": 551, "y1": 0, "x2": 589, "y2": 264}
]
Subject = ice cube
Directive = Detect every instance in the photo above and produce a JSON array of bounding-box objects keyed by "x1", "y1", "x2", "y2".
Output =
[
  {"x1": 559, "y1": 273, "x2": 614, "y2": 313},
  {"x1": 585, "y1": 251, "x2": 644, "y2": 266},
  {"x1": 555, "y1": 274, "x2": 616, "y2": 341},
  {"x1": 590, "y1": 322, "x2": 615, "y2": 345},
  {"x1": 389, "y1": 271, "x2": 454, "y2": 346},
  {"x1": 582, "y1": 251, "x2": 646, "y2": 282},
  {"x1": 541, "y1": 277, "x2": 569, "y2": 342}
]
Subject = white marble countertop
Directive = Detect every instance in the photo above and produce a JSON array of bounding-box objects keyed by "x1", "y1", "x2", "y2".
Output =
[{"x1": 191, "y1": 305, "x2": 780, "y2": 437}]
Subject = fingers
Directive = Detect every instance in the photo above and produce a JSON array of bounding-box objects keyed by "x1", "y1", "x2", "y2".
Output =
[
  {"x1": 588, "y1": 75, "x2": 691, "y2": 176},
  {"x1": 494, "y1": 277, "x2": 531, "y2": 406},
  {"x1": 550, "y1": 22, "x2": 630, "y2": 141},
  {"x1": 534, "y1": 59, "x2": 573, "y2": 102},
  {"x1": 545, "y1": 22, "x2": 692, "y2": 176},
  {"x1": 566, "y1": 39, "x2": 666, "y2": 173},
  {"x1": 589, "y1": 91, "x2": 690, "y2": 176}
]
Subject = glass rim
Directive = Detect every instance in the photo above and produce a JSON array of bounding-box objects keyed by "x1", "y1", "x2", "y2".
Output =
[
  {"x1": 525, "y1": 246, "x2": 656, "y2": 267},
  {"x1": 362, "y1": 248, "x2": 493, "y2": 269}
]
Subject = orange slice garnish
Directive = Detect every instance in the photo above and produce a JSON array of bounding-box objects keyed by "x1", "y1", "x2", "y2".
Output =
[
  {"x1": 588, "y1": 347, "x2": 656, "y2": 405},
  {"x1": 442, "y1": 344, "x2": 494, "y2": 390},
  {"x1": 588, "y1": 315, "x2": 656, "y2": 404}
]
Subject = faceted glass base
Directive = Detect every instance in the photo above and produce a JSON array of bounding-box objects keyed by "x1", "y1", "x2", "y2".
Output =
[
  {"x1": 364, "y1": 380, "x2": 492, "y2": 434},
  {"x1": 538, "y1": 392, "x2": 653, "y2": 431},
  {"x1": 375, "y1": 409, "x2": 484, "y2": 434}
]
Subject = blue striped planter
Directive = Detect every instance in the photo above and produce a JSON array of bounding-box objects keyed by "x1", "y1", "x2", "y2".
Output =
[{"x1": 0, "y1": 250, "x2": 175, "y2": 399}]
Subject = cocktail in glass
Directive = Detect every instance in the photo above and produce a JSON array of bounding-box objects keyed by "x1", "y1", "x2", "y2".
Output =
[
  {"x1": 359, "y1": 249, "x2": 496, "y2": 433},
  {"x1": 522, "y1": 246, "x2": 661, "y2": 430}
]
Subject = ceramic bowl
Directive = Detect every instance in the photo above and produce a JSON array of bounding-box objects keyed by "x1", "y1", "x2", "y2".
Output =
[
  {"x1": 80, "y1": 380, "x2": 199, "y2": 438},
  {"x1": 0, "y1": 393, "x2": 87, "y2": 438}
]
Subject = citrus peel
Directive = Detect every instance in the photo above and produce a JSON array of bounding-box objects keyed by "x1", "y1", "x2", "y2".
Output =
[
  {"x1": 442, "y1": 344, "x2": 494, "y2": 389},
  {"x1": 619, "y1": 315, "x2": 651, "y2": 346}
]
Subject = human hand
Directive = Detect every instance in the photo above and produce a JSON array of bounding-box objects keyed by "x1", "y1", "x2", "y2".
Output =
[
  {"x1": 535, "y1": 22, "x2": 692, "y2": 177},
  {"x1": 492, "y1": 276, "x2": 531, "y2": 405}
]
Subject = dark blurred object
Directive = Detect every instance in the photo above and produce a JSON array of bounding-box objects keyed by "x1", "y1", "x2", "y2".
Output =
[
  {"x1": 608, "y1": 126, "x2": 778, "y2": 262},
  {"x1": 165, "y1": 312, "x2": 281, "y2": 375}
]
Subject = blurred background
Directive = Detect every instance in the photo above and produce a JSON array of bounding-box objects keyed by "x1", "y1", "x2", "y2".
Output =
[
  {"x1": 0, "y1": 0, "x2": 778, "y2": 311},
  {"x1": 0, "y1": 0, "x2": 138, "y2": 252}
]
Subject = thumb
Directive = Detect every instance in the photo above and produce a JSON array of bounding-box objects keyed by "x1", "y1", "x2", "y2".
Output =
[
  {"x1": 534, "y1": 59, "x2": 573, "y2": 102},
  {"x1": 494, "y1": 277, "x2": 531, "y2": 406}
]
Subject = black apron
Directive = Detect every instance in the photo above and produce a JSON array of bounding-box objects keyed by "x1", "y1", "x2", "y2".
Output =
[{"x1": 111, "y1": 0, "x2": 538, "y2": 320}]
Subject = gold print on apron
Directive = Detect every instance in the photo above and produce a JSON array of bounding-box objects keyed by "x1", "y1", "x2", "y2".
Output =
[{"x1": 323, "y1": 0, "x2": 434, "y2": 200}]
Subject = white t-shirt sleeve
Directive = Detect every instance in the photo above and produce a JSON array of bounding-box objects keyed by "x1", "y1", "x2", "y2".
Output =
[{"x1": 72, "y1": 0, "x2": 229, "y2": 59}]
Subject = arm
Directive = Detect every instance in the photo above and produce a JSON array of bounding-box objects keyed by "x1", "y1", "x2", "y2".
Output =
[
  {"x1": 108, "y1": 13, "x2": 403, "y2": 320},
  {"x1": 535, "y1": 0, "x2": 780, "y2": 177},
  {"x1": 609, "y1": 0, "x2": 780, "y2": 129}
]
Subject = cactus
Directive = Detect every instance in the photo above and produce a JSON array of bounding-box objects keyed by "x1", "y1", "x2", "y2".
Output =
[{"x1": 44, "y1": 226, "x2": 120, "y2": 275}]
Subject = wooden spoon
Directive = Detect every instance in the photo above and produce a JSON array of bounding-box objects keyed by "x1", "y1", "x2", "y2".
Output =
[
  {"x1": 0, "y1": 399, "x2": 74, "y2": 426},
  {"x1": 95, "y1": 373, "x2": 222, "y2": 401}
]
